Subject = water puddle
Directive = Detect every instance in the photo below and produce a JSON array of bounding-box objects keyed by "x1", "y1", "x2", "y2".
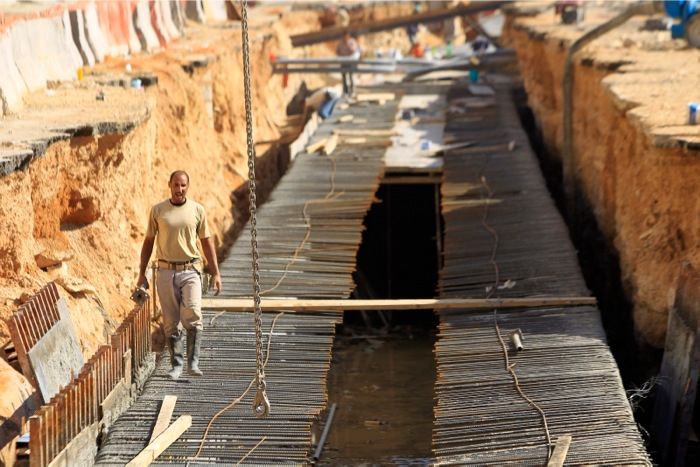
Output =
[{"x1": 314, "y1": 325, "x2": 436, "y2": 465}]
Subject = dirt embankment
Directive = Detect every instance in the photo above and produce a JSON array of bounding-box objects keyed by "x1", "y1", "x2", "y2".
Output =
[
  {"x1": 0, "y1": 8, "x2": 331, "y2": 457},
  {"x1": 503, "y1": 5, "x2": 700, "y2": 350},
  {"x1": 0, "y1": 3, "x2": 418, "y2": 459}
]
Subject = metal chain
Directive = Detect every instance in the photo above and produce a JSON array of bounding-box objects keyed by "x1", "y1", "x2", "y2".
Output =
[{"x1": 240, "y1": 0, "x2": 269, "y2": 419}]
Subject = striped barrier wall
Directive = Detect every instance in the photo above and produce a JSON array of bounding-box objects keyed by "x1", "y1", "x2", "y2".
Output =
[
  {"x1": 0, "y1": 0, "x2": 208, "y2": 116},
  {"x1": 94, "y1": 1, "x2": 131, "y2": 57}
]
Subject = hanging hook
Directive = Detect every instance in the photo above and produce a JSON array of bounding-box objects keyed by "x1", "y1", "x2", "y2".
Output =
[{"x1": 253, "y1": 381, "x2": 270, "y2": 418}]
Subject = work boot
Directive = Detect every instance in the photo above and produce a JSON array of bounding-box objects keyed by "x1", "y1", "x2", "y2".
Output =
[
  {"x1": 166, "y1": 331, "x2": 184, "y2": 380},
  {"x1": 187, "y1": 328, "x2": 204, "y2": 377}
]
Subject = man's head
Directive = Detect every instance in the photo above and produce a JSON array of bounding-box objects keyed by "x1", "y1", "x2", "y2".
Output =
[{"x1": 168, "y1": 170, "x2": 190, "y2": 204}]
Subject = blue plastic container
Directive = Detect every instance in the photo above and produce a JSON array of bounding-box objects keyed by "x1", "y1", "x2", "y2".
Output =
[{"x1": 689, "y1": 103, "x2": 698, "y2": 125}]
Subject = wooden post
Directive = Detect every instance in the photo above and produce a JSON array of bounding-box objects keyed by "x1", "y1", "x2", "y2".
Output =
[{"x1": 651, "y1": 261, "x2": 700, "y2": 465}]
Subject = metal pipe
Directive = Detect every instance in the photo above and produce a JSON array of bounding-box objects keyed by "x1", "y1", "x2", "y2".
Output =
[
  {"x1": 509, "y1": 329, "x2": 524, "y2": 351},
  {"x1": 313, "y1": 402, "x2": 337, "y2": 461},
  {"x1": 272, "y1": 65, "x2": 397, "y2": 74}
]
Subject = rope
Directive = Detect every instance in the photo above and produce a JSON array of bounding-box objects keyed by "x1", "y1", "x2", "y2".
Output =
[
  {"x1": 209, "y1": 155, "x2": 344, "y2": 325},
  {"x1": 189, "y1": 312, "x2": 285, "y2": 464},
  {"x1": 478, "y1": 155, "x2": 553, "y2": 461},
  {"x1": 235, "y1": 436, "x2": 267, "y2": 466},
  {"x1": 261, "y1": 155, "x2": 344, "y2": 296}
]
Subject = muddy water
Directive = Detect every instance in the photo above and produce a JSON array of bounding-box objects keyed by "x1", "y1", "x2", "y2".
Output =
[{"x1": 315, "y1": 327, "x2": 436, "y2": 465}]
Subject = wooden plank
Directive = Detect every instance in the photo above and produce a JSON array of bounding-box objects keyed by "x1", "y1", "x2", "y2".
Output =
[
  {"x1": 338, "y1": 114, "x2": 354, "y2": 123},
  {"x1": 306, "y1": 138, "x2": 328, "y2": 153},
  {"x1": 202, "y1": 297, "x2": 597, "y2": 312},
  {"x1": 126, "y1": 415, "x2": 191, "y2": 467},
  {"x1": 290, "y1": 1, "x2": 506, "y2": 47},
  {"x1": 382, "y1": 175, "x2": 442, "y2": 185},
  {"x1": 355, "y1": 92, "x2": 395, "y2": 103},
  {"x1": 332, "y1": 128, "x2": 396, "y2": 136},
  {"x1": 323, "y1": 133, "x2": 339, "y2": 155},
  {"x1": 149, "y1": 395, "x2": 177, "y2": 443},
  {"x1": 547, "y1": 435, "x2": 572, "y2": 467}
]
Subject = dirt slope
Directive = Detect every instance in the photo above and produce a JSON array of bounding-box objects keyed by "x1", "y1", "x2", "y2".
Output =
[
  {"x1": 0, "y1": 8, "x2": 324, "y2": 461},
  {"x1": 503, "y1": 3, "x2": 700, "y2": 349}
]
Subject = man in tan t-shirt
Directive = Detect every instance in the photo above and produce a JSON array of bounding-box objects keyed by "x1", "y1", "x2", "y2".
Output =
[{"x1": 137, "y1": 170, "x2": 222, "y2": 379}]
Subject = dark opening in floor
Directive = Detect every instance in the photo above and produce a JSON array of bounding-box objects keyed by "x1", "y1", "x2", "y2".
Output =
[
  {"x1": 314, "y1": 182, "x2": 440, "y2": 465},
  {"x1": 351, "y1": 182, "x2": 441, "y2": 327}
]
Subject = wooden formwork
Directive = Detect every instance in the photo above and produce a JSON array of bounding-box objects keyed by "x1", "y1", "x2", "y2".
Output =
[{"x1": 24, "y1": 296, "x2": 152, "y2": 467}]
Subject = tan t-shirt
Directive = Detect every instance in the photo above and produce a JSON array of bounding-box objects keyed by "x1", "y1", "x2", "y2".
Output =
[{"x1": 146, "y1": 199, "x2": 211, "y2": 262}]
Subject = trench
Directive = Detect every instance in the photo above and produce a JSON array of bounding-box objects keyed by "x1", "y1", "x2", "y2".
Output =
[
  {"x1": 314, "y1": 183, "x2": 440, "y2": 465},
  {"x1": 512, "y1": 86, "x2": 666, "y2": 455}
]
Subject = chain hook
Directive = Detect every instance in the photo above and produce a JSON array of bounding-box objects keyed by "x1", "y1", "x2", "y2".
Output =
[
  {"x1": 241, "y1": 0, "x2": 270, "y2": 418},
  {"x1": 253, "y1": 380, "x2": 270, "y2": 418}
]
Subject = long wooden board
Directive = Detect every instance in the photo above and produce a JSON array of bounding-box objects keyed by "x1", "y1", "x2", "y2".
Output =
[
  {"x1": 126, "y1": 415, "x2": 191, "y2": 466},
  {"x1": 202, "y1": 297, "x2": 597, "y2": 312},
  {"x1": 149, "y1": 395, "x2": 177, "y2": 443}
]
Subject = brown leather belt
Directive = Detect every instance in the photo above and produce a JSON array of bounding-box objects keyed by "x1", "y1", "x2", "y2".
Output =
[{"x1": 157, "y1": 259, "x2": 200, "y2": 271}]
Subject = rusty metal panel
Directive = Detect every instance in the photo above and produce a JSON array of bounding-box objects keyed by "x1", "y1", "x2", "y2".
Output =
[{"x1": 651, "y1": 261, "x2": 700, "y2": 465}]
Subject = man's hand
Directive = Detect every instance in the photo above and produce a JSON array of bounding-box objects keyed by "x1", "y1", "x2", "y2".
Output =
[
  {"x1": 136, "y1": 273, "x2": 149, "y2": 289},
  {"x1": 211, "y1": 273, "x2": 222, "y2": 296}
]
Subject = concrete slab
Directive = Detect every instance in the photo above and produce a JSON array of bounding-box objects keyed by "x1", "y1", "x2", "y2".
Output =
[
  {"x1": 69, "y1": 9, "x2": 95, "y2": 67},
  {"x1": 202, "y1": 0, "x2": 228, "y2": 22},
  {"x1": 35, "y1": 17, "x2": 78, "y2": 82},
  {"x1": 27, "y1": 298, "x2": 84, "y2": 403},
  {"x1": 152, "y1": 0, "x2": 172, "y2": 44},
  {"x1": 133, "y1": 0, "x2": 160, "y2": 52},
  {"x1": 84, "y1": 3, "x2": 109, "y2": 63},
  {"x1": 159, "y1": 0, "x2": 181, "y2": 40},
  {"x1": 185, "y1": 0, "x2": 206, "y2": 23},
  {"x1": 0, "y1": 150, "x2": 34, "y2": 177},
  {"x1": 62, "y1": 10, "x2": 85, "y2": 71},
  {"x1": 0, "y1": 34, "x2": 28, "y2": 115},
  {"x1": 127, "y1": 6, "x2": 142, "y2": 54},
  {"x1": 11, "y1": 20, "x2": 50, "y2": 92}
]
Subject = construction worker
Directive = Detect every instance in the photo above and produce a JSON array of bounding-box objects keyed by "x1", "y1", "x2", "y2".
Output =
[
  {"x1": 303, "y1": 86, "x2": 340, "y2": 120},
  {"x1": 137, "y1": 170, "x2": 222, "y2": 380},
  {"x1": 336, "y1": 31, "x2": 359, "y2": 95}
]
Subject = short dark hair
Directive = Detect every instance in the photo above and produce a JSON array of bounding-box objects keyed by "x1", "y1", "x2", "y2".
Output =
[{"x1": 169, "y1": 170, "x2": 190, "y2": 182}]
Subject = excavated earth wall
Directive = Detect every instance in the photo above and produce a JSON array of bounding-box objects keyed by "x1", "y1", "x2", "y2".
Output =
[
  {"x1": 0, "y1": 2, "x2": 416, "y2": 463},
  {"x1": 0, "y1": 4, "x2": 330, "y2": 463},
  {"x1": 503, "y1": 5, "x2": 700, "y2": 351}
]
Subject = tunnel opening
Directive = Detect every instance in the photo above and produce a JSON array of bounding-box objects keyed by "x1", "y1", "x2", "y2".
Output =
[
  {"x1": 316, "y1": 181, "x2": 440, "y2": 465},
  {"x1": 512, "y1": 85, "x2": 664, "y2": 454}
]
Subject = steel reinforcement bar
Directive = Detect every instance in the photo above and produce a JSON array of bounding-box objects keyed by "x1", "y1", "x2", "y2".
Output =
[
  {"x1": 6, "y1": 282, "x2": 62, "y2": 388},
  {"x1": 28, "y1": 298, "x2": 152, "y2": 467}
]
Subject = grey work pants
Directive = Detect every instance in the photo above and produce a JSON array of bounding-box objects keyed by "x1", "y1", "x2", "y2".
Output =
[{"x1": 157, "y1": 268, "x2": 203, "y2": 338}]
